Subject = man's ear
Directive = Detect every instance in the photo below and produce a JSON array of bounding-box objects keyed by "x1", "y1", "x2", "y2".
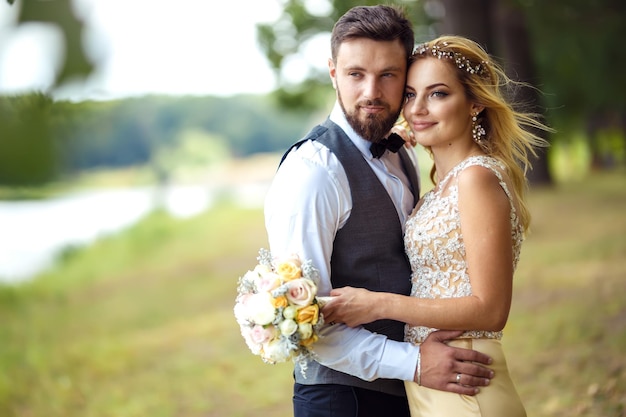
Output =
[{"x1": 328, "y1": 58, "x2": 337, "y2": 89}]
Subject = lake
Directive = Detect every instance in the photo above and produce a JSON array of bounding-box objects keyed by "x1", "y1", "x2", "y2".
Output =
[{"x1": 0, "y1": 183, "x2": 269, "y2": 283}]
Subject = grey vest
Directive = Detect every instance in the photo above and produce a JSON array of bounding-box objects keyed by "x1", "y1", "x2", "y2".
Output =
[{"x1": 282, "y1": 119, "x2": 419, "y2": 396}]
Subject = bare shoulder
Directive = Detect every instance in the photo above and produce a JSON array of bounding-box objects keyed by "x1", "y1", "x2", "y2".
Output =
[
  {"x1": 457, "y1": 163, "x2": 510, "y2": 211},
  {"x1": 457, "y1": 164, "x2": 503, "y2": 193}
]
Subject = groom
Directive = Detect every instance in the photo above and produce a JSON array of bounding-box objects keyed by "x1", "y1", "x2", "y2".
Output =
[{"x1": 264, "y1": 5, "x2": 493, "y2": 417}]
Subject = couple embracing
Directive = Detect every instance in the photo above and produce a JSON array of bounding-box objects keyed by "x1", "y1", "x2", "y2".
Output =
[{"x1": 264, "y1": 5, "x2": 548, "y2": 417}]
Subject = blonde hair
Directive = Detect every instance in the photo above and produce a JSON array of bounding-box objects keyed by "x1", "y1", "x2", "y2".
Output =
[{"x1": 410, "y1": 35, "x2": 551, "y2": 232}]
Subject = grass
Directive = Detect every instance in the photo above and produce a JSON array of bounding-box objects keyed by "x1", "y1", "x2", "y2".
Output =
[
  {"x1": 505, "y1": 170, "x2": 626, "y2": 417},
  {"x1": 1, "y1": 170, "x2": 625, "y2": 417}
]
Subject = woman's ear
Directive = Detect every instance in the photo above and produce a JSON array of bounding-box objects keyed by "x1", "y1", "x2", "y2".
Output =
[{"x1": 471, "y1": 103, "x2": 485, "y2": 116}]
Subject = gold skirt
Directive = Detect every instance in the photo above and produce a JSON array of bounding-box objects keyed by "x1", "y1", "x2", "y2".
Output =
[{"x1": 404, "y1": 338, "x2": 526, "y2": 417}]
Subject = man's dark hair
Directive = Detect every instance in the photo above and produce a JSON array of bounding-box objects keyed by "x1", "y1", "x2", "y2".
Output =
[{"x1": 331, "y1": 5, "x2": 414, "y2": 63}]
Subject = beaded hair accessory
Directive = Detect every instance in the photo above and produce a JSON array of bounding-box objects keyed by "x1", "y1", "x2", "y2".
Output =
[{"x1": 414, "y1": 42, "x2": 489, "y2": 77}]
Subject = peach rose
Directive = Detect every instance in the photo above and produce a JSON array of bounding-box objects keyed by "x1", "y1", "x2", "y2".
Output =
[{"x1": 286, "y1": 278, "x2": 317, "y2": 306}]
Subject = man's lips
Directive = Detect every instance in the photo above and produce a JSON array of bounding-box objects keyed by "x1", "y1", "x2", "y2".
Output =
[{"x1": 360, "y1": 105, "x2": 386, "y2": 114}]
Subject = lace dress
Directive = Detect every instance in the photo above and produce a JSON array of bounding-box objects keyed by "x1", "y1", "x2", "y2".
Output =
[{"x1": 403, "y1": 156, "x2": 526, "y2": 417}]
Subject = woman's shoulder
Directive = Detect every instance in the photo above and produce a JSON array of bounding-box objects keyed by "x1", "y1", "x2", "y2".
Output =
[
  {"x1": 456, "y1": 156, "x2": 515, "y2": 207},
  {"x1": 455, "y1": 155, "x2": 507, "y2": 183}
]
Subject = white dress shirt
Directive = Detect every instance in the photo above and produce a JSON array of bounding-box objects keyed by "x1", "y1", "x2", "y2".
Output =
[{"x1": 264, "y1": 102, "x2": 420, "y2": 382}]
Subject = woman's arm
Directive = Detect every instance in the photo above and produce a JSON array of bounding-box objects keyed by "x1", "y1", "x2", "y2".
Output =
[{"x1": 323, "y1": 165, "x2": 514, "y2": 331}]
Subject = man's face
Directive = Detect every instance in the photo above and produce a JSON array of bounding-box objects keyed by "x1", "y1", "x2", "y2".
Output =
[{"x1": 329, "y1": 38, "x2": 407, "y2": 143}]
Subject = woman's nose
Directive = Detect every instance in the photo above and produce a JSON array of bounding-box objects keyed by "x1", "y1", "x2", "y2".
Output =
[{"x1": 406, "y1": 97, "x2": 427, "y2": 115}]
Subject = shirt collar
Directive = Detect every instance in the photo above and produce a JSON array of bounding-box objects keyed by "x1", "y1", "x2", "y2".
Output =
[{"x1": 329, "y1": 101, "x2": 376, "y2": 160}]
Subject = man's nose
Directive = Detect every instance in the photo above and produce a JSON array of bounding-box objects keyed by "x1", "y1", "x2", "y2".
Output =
[{"x1": 363, "y1": 78, "x2": 382, "y2": 100}]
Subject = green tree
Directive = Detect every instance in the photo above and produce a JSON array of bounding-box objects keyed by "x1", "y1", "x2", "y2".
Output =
[
  {"x1": 0, "y1": 94, "x2": 58, "y2": 185},
  {"x1": 1, "y1": 0, "x2": 93, "y2": 186}
]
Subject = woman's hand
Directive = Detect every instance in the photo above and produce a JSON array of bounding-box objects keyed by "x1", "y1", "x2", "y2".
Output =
[
  {"x1": 389, "y1": 124, "x2": 416, "y2": 148},
  {"x1": 321, "y1": 286, "x2": 381, "y2": 327}
]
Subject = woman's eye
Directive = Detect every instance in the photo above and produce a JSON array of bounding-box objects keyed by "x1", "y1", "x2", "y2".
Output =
[
  {"x1": 404, "y1": 92, "x2": 415, "y2": 101},
  {"x1": 431, "y1": 90, "x2": 448, "y2": 98}
]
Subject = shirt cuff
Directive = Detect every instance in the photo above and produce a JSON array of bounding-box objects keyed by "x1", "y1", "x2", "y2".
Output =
[{"x1": 378, "y1": 339, "x2": 420, "y2": 382}]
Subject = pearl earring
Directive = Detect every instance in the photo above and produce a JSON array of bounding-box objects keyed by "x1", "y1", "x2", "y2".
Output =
[{"x1": 471, "y1": 113, "x2": 486, "y2": 144}]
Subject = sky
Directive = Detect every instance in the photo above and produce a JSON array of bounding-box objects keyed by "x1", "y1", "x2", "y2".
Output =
[{"x1": 0, "y1": 0, "x2": 331, "y2": 100}]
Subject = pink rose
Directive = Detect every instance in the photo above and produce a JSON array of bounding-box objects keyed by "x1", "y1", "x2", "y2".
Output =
[
  {"x1": 285, "y1": 278, "x2": 317, "y2": 306},
  {"x1": 240, "y1": 326, "x2": 262, "y2": 355},
  {"x1": 250, "y1": 324, "x2": 276, "y2": 344},
  {"x1": 257, "y1": 274, "x2": 281, "y2": 292}
]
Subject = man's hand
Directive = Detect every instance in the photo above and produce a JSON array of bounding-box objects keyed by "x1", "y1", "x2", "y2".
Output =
[{"x1": 417, "y1": 330, "x2": 494, "y2": 395}]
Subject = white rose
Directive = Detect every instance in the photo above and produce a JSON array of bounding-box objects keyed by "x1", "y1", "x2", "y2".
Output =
[
  {"x1": 234, "y1": 298, "x2": 249, "y2": 324},
  {"x1": 243, "y1": 270, "x2": 259, "y2": 283},
  {"x1": 279, "y1": 319, "x2": 298, "y2": 336},
  {"x1": 247, "y1": 292, "x2": 277, "y2": 325},
  {"x1": 263, "y1": 339, "x2": 289, "y2": 363},
  {"x1": 283, "y1": 305, "x2": 298, "y2": 320},
  {"x1": 298, "y1": 323, "x2": 313, "y2": 340},
  {"x1": 254, "y1": 264, "x2": 274, "y2": 279}
]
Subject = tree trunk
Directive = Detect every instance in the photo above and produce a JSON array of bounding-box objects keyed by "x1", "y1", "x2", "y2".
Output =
[
  {"x1": 492, "y1": 1, "x2": 552, "y2": 185},
  {"x1": 436, "y1": 0, "x2": 494, "y2": 51}
]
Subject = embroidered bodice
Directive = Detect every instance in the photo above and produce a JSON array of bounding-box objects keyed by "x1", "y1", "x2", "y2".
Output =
[{"x1": 404, "y1": 156, "x2": 523, "y2": 343}]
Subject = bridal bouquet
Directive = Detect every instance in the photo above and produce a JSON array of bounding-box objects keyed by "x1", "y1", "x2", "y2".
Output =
[{"x1": 234, "y1": 249, "x2": 325, "y2": 375}]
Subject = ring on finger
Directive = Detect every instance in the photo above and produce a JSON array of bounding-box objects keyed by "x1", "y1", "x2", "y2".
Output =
[{"x1": 456, "y1": 373, "x2": 462, "y2": 384}]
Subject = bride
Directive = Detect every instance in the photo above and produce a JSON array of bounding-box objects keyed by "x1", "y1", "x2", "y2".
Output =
[{"x1": 322, "y1": 35, "x2": 550, "y2": 417}]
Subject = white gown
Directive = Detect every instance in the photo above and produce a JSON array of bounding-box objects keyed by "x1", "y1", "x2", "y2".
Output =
[{"x1": 403, "y1": 156, "x2": 526, "y2": 417}]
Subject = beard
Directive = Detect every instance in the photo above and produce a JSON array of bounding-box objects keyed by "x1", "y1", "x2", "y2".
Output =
[{"x1": 337, "y1": 88, "x2": 401, "y2": 144}]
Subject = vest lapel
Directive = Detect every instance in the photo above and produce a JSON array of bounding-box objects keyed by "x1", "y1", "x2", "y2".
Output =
[{"x1": 398, "y1": 147, "x2": 420, "y2": 205}]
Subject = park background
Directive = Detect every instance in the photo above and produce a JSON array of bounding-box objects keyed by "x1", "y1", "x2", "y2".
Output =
[{"x1": 0, "y1": 0, "x2": 624, "y2": 416}]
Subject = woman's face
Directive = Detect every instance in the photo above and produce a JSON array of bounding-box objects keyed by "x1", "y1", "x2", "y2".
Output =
[{"x1": 403, "y1": 57, "x2": 480, "y2": 150}]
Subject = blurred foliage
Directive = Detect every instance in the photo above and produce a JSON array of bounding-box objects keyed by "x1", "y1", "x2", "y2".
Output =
[
  {"x1": 6, "y1": 0, "x2": 93, "y2": 87},
  {"x1": 0, "y1": 93, "x2": 58, "y2": 185},
  {"x1": 257, "y1": 0, "x2": 424, "y2": 110},
  {"x1": 0, "y1": 94, "x2": 313, "y2": 188},
  {"x1": 526, "y1": 0, "x2": 626, "y2": 126},
  {"x1": 1, "y1": 0, "x2": 92, "y2": 186}
]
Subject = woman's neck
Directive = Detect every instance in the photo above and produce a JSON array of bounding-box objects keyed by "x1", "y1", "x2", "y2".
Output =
[{"x1": 432, "y1": 142, "x2": 485, "y2": 183}]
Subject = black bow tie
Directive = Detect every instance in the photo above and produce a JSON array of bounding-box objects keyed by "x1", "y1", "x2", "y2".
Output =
[{"x1": 369, "y1": 133, "x2": 405, "y2": 158}]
